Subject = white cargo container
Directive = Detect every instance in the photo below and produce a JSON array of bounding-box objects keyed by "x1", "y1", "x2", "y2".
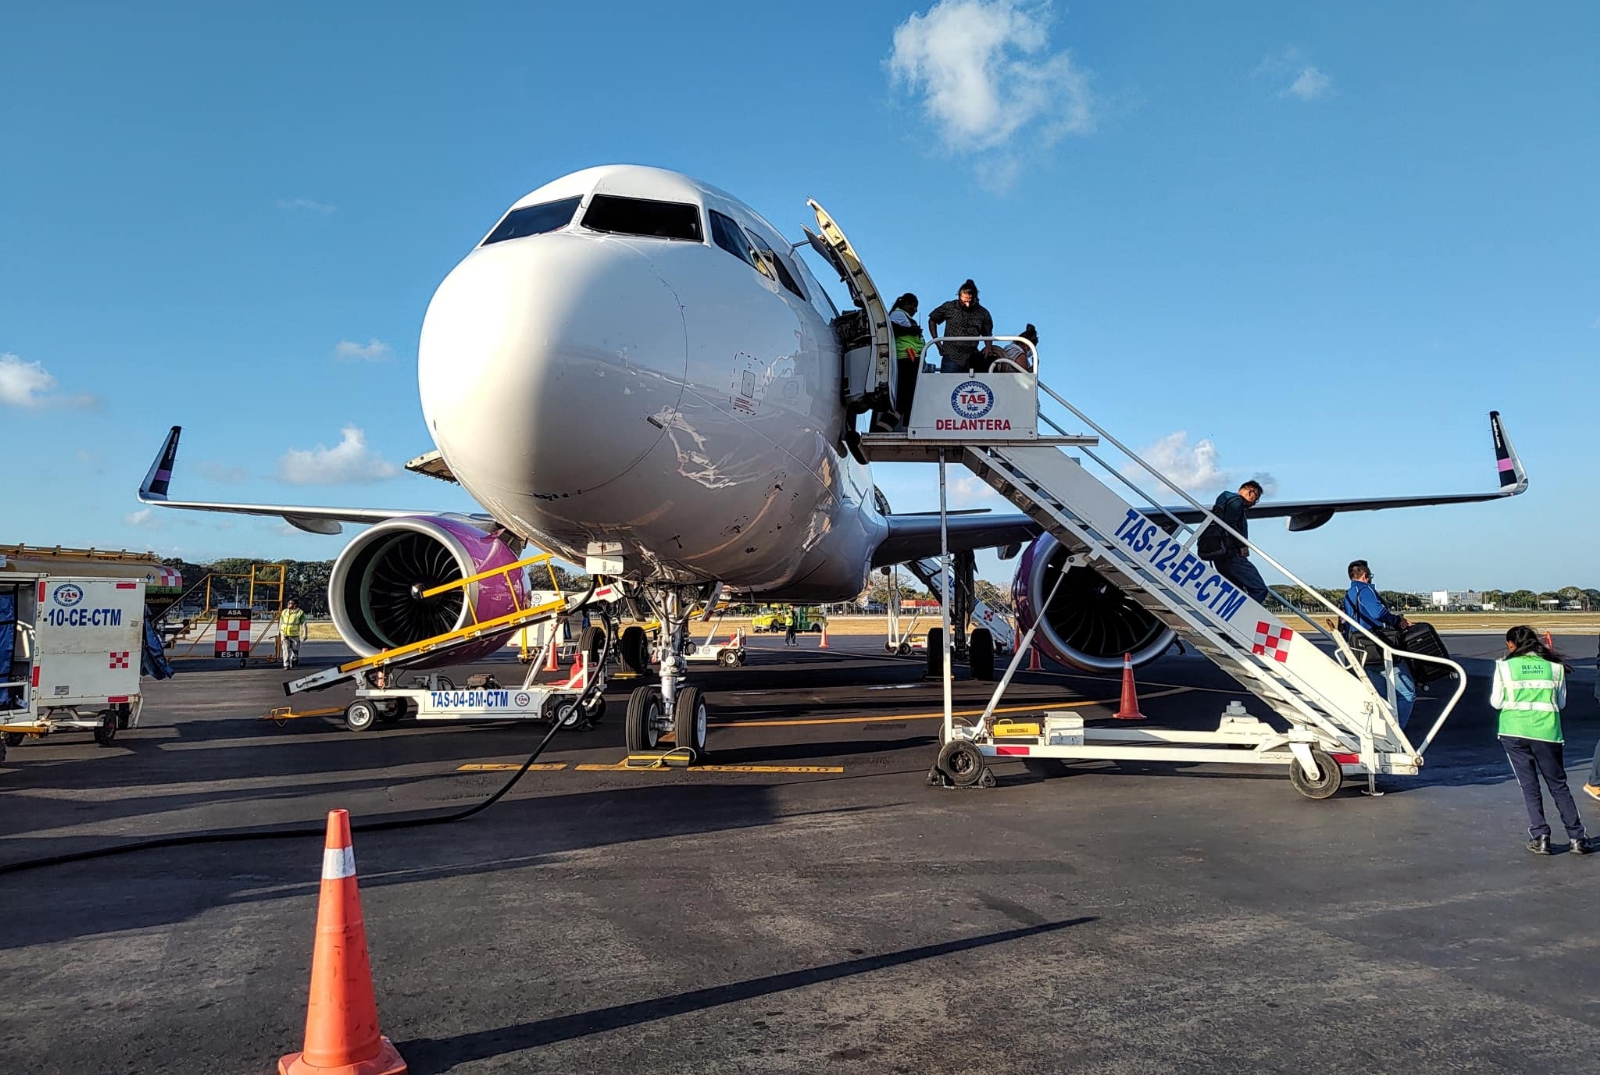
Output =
[{"x1": 0, "y1": 573, "x2": 147, "y2": 752}]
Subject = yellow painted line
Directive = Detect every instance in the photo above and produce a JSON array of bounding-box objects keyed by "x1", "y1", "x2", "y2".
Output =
[
  {"x1": 705, "y1": 687, "x2": 1191, "y2": 730},
  {"x1": 455, "y1": 762, "x2": 569, "y2": 772},
  {"x1": 575, "y1": 763, "x2": 845, "y2": 773}
]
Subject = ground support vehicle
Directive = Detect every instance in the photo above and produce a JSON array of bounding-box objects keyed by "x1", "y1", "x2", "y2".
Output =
[
  {"x1": 1, "y1": 573, "x2": 148, "y2": 754},
  {"x1": 685, "y1": 624, "x2": 746, "y2": 667},
  {"x1": 341, "y1": 653, "x2": 607, "y2": 732}
]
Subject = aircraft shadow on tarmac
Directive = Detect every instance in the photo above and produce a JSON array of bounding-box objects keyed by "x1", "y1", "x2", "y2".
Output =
[
  {"x1": 390, "y1": 917, "x2": 1095, "y2": 1073},
  {"x1": 0, "y1": 786, "x2": 900, "y2": 950}
]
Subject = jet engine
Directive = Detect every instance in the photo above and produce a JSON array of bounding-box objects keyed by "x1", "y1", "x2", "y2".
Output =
[
  {"x1": 1011, "y1": 533, "x2": 1175, "y2": 672},
  {"x1": 328, "y1": 516, "x2": 527, "y2": 661}
]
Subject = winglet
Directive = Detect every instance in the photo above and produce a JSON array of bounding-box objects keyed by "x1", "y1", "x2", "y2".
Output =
[
  {"x1": 139, "y1": 426, "x2": 182, "y2": 502},
  {"x1": 1490, "y1": 411, "x2": 1527, "y2": 493}
]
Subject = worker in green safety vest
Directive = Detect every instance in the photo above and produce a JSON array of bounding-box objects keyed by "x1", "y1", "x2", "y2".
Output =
[
  {"x1": 280, "y1": 600, "x2": 307, "y2": 670},
  {"x1": 1492, "y1": 625, "x2": 1591, "y2": 856}
]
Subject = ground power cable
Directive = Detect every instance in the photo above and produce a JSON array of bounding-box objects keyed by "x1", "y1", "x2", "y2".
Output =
[{"x1": 0, "y1": 582, "x2": 613, "y2": 878}]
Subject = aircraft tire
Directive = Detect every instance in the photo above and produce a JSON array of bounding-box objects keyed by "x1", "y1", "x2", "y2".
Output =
[
  {"x1": 674, "y1": 685, "x2": 708, "y2": 755},
  {"x1": 969, "y1": 628, "x2": 996, "y2": 681},
  {"x1": 925, "y1": 628, "x2": 945, "y2": 679},
  {"x1": 625, "y1": 686, "x2": 661, "y2": 752},
  {"x1": 619, "y1": 625, "x2": 649, "y2": 675}
]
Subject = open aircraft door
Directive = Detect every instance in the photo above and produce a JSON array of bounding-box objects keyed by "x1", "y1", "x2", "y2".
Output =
[{"x1": 805, "y1": 199, "x2": 896, "y2": 426}]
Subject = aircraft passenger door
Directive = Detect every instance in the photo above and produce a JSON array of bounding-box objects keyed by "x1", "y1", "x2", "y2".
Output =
[{"x1": 805, "y1": 200, "x2": 896, "y2": 422}]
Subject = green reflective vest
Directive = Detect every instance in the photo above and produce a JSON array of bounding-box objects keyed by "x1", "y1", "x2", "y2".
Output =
[
  {"x1": 280, "y1": 608, "x2": 307, "y2": 639},
  {"x1": 1493, "y1": 655, "x2": 1565, "y2": 742}
]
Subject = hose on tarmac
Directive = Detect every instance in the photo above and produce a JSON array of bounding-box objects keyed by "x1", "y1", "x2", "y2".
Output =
[{"x1": 0, "y1": 581, "x2": 615, "y2": 878}]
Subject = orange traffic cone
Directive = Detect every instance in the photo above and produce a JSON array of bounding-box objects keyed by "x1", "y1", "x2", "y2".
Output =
[
  {"x1": 818, "y1": 622, "x2": 829, "y2": 649},
  {"x1": 544, "y1": 636, "x2": 559, "y2": 672},
  {"x1": 1027, "y1": 643, "x2": 1041, "y2": 671},
  {"x1": 279, "y1": 810, "x2": 407, "y2": 1075},
  {"x1": 1114, "y1": 653, "x2": 1146, "y2": 721},
  {"x1": 1544, "y1": 629, "x2": 1554, "y2": 649}
]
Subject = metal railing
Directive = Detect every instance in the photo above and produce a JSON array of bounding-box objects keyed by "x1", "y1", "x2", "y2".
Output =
[
  {"x1": 1028, "y1": 376, "x2": 1466, "y2": 756},
  {"x1": 923, "y1": 336, "x2": 1040, "y2": 377}
]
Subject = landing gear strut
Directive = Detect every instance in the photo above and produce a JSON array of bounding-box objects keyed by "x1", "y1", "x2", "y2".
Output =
[{"x1": 622, "y1": 584, "x2": 713, "y2": 756}]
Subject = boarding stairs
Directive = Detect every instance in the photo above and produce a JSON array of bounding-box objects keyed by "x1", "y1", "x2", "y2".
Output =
[
  {"x1": 860, "y1": 340, "x2": 1465, "y2": 784},
  {"x1": 283, "y1": 554, "x2": 621, "y2": 697}
]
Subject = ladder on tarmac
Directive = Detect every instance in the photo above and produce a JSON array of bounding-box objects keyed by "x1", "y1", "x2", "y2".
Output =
[
  {"x1": 283, "y1": 553, "x2": 622, "y2": 697},
  {"x1": 861, "y1": 337, "x2": 1468, "y2": 797}
]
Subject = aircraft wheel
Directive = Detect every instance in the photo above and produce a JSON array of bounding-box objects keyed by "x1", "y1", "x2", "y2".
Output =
[
  {"x1": 673, "y1": 685, "x2": 708, "y2": 755},
  {"x1": 582, "y1": 693, "x2": 607, "y2": 723},
  {"x1": 619, "y1": 626, "x2": 649, "y2": 676},
  {"x1": 579, "y1": 625, "x2": 605, "y2": 668},
  {"x1": 1288, "y1": 747, "x2": 1344, "y2": 800},
  {"x1": 969, "y1": 628, "x2": 996, "y2": 682},
  {"x1": 925, "y1": 628, "x2": 945, "y2": 678},
  {"x1": 937, "y1": 739, "x2": 985, "y2": 787},
  {"x1": 344, "y1": 700, "x2": 377, "y2": 733},
  {"x1": 93, "y1": 710, "x2": 118, "y2": 747},
  {"x1": 625, "y1": 686, "x2": 661, "y2": 752}
]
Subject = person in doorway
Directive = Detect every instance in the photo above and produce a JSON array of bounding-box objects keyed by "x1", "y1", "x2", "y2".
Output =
[
  {"x1": 889, "y1": 293, "x2": 923, "y2": 429},
  {"x1": 279, "y1": 599, "x2": 307, "y2": 669},
  {"x1": 784, "y1": 609, "x2": 798, "y2": 648},
  {"x1": 926, "y1": 279, "x2": 994, "y2": 373},
  {"x1": 1493, "y1": 625, "x2": 1591, "y2": 855},
  {"x1": 1340, "y1": 560, "x2": 1416, "y2": 729},
  {"x1": 990, "y1": 324, "x2": 1039, "y2": 373},
  {"x1": 1196, "y1": 480, "x2": 1269, "y2": 604}
]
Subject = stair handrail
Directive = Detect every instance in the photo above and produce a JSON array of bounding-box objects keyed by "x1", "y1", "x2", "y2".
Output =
[
  {"x1": 1032, "y1": 377, "x2": 1466, "y2": 753},
  {"x1": 924, "y1": 336, "x2": 1039, "y2": 377}
]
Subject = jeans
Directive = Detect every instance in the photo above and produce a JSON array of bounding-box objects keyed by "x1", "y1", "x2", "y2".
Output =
[
  {"x1": 282, "y1": 635, "x2": 301, "y2": 668},
  {"x1": 1500, "y1": 735, "x2": 1586, "y2": 841},
  {"x1": 1590, "y1": 738, "x2": 1600, "y2": 789},
  {"x1": 1367, "y1": 661, "x2": 1416, "y2": 729},
  {"x1": 1213, "y1": 552, "x2": 1269, "y2": 603}
]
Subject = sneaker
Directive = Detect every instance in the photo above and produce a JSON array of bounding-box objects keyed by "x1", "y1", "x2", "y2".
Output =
[
  {"x1": 1570, "y1": 837, "x2": 1595, "y2": 856},
  {"x1": 1583, "y1": 784, "x2": 1600, "y2": 803},
  {"x1": 1527, "y1": 834, "x2": 1552, "y2": 855}
]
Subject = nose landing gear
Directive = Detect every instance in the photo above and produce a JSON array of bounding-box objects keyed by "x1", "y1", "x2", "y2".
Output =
[{"x1": 621, "y1": 583, "x2": 715, "y2": 758}]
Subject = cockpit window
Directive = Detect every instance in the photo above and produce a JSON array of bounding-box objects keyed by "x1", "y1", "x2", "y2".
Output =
[
  {"x1": 480, "y1": 197, "x2": 582, "y2": 246},
  {"x1": 709, "y1": 210, "x2": 758, "y2": 268},
  {"x1": 583, "y1": 195, "x2": 703, "y2": 241},
  {"x1": 743, "y1": 229, "x2": 807, "y2": 302}
]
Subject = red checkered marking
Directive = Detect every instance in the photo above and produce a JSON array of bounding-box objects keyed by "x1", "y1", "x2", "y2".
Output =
[
  {"x1": 214, "y1": 617, "x2": 252, "y2": 656},
  {"x1": 1251, "y1": 620, "x2": 1294, "y2": 663},
  {"x1": 109, "y1": 652, "x2": 130, "y2": 669}
]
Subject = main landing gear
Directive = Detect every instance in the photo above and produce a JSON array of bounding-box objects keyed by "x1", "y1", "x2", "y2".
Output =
[{"x1": 622, "y1": 584, "x2": 713, "y2": 757}]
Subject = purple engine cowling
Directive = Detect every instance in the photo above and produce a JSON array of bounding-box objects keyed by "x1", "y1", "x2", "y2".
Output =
[
  {"x1": 1012, "y1": 533, "x2": 1175, "y2": 673},
  {"x1": 328, "y1": 515, "x2": 527, "y2": 665}
]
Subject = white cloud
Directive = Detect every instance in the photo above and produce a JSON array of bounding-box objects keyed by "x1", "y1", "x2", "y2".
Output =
[
  {"x1": 0, "y1": 352, "x2": 96, "y2": 409},
  {"x1": 333, "y1": 338, "x2": 393, "y2": 362},
  {"x1": 1255, "y1": 47, "x2": 1334, "y2": 101},
  {"x1": 1136, "y1": 431, "x2": 1227, "y2": 492},
  {"x1": 277, "y1": 198, "x2": 336, "y2": 213},
  {"x1": 124, "y1": 508, "x2": 163, "y2": 529},
  {"x1": 950, "y1": 473, "x2": 1003, "y2": 508},
  {"x1": 278, "y1": 425, "x2": 398, "y2": 485},
  {"x1": 1130, "y1": 431, "x2": 1280, "y2": 498},
  {"x1": 888, "y1": 0, "x2": 1094, "y2": 158},
  {"x1": 76, "y1": 448, "x2": 99, "y2": 464}
]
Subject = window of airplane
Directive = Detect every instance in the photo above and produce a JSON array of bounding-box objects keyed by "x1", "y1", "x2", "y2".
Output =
[
  {"x1": 743, "y1": 228, "x2": 807, "y2": 302},
  {"x1": 480, "y1": 197, "x2": 583, "y2": 246},
  {"x1": 709, "y1": 210, "x2": 758, "y2": 268},
  {"x1": 582, "y1": 195, "x2": 703, "y2": 241}
]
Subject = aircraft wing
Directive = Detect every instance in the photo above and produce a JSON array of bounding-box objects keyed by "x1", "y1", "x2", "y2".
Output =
[
  {"x1": 871, "y1": 411, "x2": 1527, "y2": 564},
  {"x1": 136, "y1": 426, "x2": 449, "y2": 536}
]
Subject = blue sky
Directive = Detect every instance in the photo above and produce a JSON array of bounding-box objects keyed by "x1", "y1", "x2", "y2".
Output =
[{"x1": 3, "y1": 2, "x2": 1595, "y2": 592}]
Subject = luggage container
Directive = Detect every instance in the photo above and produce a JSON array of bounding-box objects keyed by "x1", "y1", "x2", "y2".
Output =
[{"x1": 1, "y1": 573, "x2": 148, "y2": 753}]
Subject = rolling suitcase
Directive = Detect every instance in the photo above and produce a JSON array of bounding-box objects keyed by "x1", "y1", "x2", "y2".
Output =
[{"x1": 1398, "y1": 621, "x2": 1452, "y2": 682}]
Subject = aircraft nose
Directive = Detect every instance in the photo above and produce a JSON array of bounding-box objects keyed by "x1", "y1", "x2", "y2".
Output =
[{"x1": 418, "y1": 236, "x2": 688, "y2": 507}]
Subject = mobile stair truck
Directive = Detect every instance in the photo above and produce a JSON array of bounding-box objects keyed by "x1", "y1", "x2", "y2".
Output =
[
  {"x1": 1, "y1": 574, "x2": 149, "y2": 758},
  {"x1": 856, "y1": 333, "x2": 1487, "y2": 799}
]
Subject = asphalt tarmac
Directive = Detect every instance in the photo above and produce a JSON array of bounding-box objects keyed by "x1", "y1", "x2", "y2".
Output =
[{"x1": 2, "y1": 631, "x2": 1597, "y2": 1074}]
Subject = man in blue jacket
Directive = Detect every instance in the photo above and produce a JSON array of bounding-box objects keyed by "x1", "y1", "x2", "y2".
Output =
[
  {"x1": 1197, "y1": 480, "x2": 1268, "y2": 603},
  {"x1": 1342, "y1": 559, "x2": 1416, "y2": 729}
]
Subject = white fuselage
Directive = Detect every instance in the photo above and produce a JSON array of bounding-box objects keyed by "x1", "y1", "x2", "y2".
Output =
[{"x1": 418, "y1": 166, "x2": 887, "y2": 600}]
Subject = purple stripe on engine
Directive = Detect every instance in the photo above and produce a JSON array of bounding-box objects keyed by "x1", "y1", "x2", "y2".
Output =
[{"x1": 1497, "y1": 458, "x2": 1514, "y2": 472}]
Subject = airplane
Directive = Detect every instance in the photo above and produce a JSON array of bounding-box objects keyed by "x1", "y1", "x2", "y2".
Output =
[{"x1": 135, "y1": 164, "x2": 1528, "y2": 754}]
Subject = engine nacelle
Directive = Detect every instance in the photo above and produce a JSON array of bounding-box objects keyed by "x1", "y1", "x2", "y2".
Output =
[
  {"x1": 328, "y1": 516, "x2": 527, "y2": 662},
  {"x1": 1012, "y1": 533, "x2": 1174, "y2": 673}
]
